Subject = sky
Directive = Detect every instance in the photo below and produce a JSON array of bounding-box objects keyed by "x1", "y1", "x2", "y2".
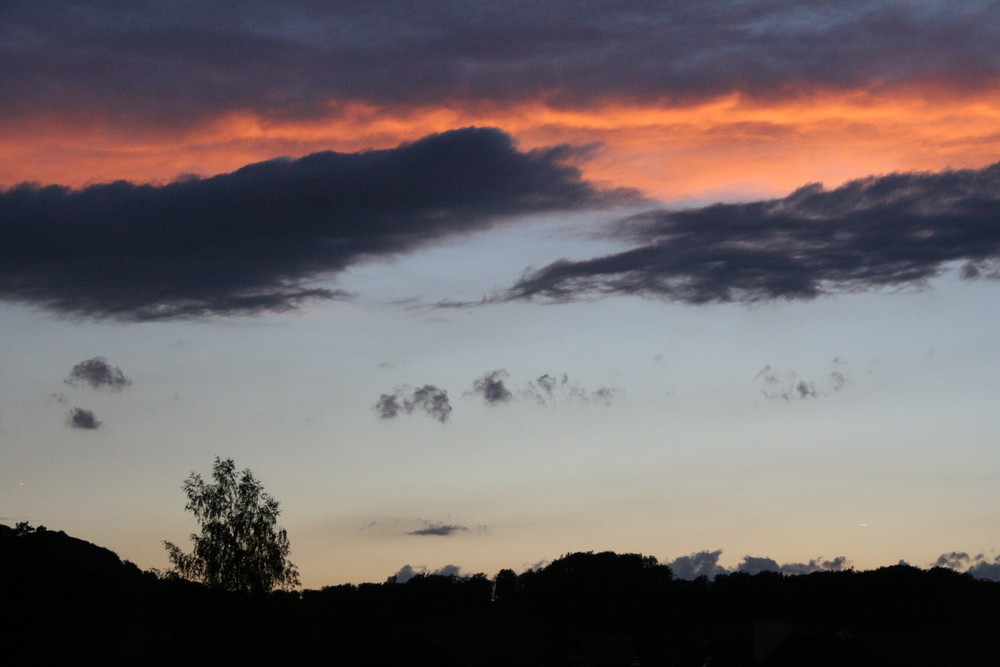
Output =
[{"x1": 2, "y1": 0, "x2": 1000, "y2": 589}]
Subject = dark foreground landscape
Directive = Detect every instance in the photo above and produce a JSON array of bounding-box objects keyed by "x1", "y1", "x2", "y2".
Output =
[{"x1": 4, "y1": 523, "x2": 1000, "y2": 666}]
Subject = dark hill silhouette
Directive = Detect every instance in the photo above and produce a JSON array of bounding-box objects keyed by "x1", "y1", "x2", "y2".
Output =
[{"x1": 4, "y1": 526, "x2": 1000, "y2": 665}]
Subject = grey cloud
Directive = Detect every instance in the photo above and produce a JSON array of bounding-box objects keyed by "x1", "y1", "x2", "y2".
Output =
[
  {"x1": 433, "y1": 564, "x2": 463, "y2": 577},
  {"x1": 967, "y1": 557, "x2": 1000, "y2": 582},
  {"x1": 512, "y1": 372, "x2": 618, "y2": 406},
  {"x1": 2, "y1": 2, "x2": 998, "y2": 128},
  {"x1": 65, "y1": 357, "x2": 131, "y2": 390},
  {"x1": 392, "y1": 564, "x2": 424, "y2": 583},
  {"x1": 670, "y1": 551, "x2": 850, "y2": 579},
  {"x1": 392, "y1": 563, "x2": 465, "y2": 582},
  {"x1": 407, "y1": 522, "x2": 469, "y2": 537},
  {"x1": 66, "y1": 407, "x2": 101, "y2": 429},
  {"x1": 756, "y1": 359, "x2": 851, "y2": 401},
  {"x1": 738, "y1": 556, "x2": 781, "y2": 575},
  {"x1": 0, "y1": 128, "x2": 630, "y2": 320},
  {"x1": 934, "y1": 551, "x2": 1000, "y2": 581},
  {"x1": 933, "y1": 551, "x2": 970, "y2": 569},
  {"x1": 373, "y1": 394, "x2": 403, "y2": 420},
  {"x1": 467, "y1": 370, "x2": 513, "y2": 405},
  {"x1": 374, "y1": 385, "x2": 452, "y2": 423},
  {"x1": 779, "y1": 556, "x2": 851, "y2": 575},
  {"x1": 500, "y1": 163, "x2": 1000, "y2": 306},
  {"x1": 668, "y1": 550, "x2": 729, "y2": 580}
]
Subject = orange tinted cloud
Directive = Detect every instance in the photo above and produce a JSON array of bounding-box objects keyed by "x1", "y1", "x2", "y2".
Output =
[{"x1": 3, "y1": 88, "x2": 999, "y2": 203}]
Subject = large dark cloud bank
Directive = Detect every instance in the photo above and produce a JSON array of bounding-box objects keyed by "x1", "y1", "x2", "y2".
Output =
[
  {"x1": 0, "y1": 128, "x2": 630, "y2": 320},
  {"x1": 3, "y1": 1, "x2": 998, "y2": 127}
]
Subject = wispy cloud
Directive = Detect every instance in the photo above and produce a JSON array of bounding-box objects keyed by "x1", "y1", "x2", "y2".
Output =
[
  {"x1": 407, "y1": 522, "x2": 469, "y2": 537},
  {"x1": 468, "y1": 370, "x2": 618, "y2": 407},
  {"x1": 756, "y1": 358, "x2": 850, "y2": 401},
  {"x1": 499, "y1": 163, "x2": 1000, "y2": 305}
]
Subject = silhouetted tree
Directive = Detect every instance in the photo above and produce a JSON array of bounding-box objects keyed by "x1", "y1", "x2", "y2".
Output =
[{"x1": 163, "y1": 457, "x2": 299, "y2": 593}]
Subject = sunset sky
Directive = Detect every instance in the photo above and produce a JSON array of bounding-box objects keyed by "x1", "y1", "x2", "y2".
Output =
[{"x1": 3, "y1": 0, "x2": 1000, "y2": 588}]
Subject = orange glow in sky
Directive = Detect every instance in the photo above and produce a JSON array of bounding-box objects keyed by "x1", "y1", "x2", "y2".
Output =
[{"x1": 3, "y1": 88, "x2": 999, "y2": 203}]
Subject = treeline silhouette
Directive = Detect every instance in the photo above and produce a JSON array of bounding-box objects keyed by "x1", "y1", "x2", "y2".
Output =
[{"x1": 3, "y1": 524, "x2": 1000, "y2": 665}]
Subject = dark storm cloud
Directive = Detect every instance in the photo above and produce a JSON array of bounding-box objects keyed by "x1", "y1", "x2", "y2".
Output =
[
  {"x1": 467, "y1": 370, "x2": 513, "y2": 405},
  {"x1": 65, "y1": 357, "x2": 131, "y2": 390},
  {"x1": 407, "y1": 523, "x2": 469, "y2": 537},
  {"x1": 2, "y1": 2, "x2": 997, "y2": 127},
  {"x1": 0, "y1": 127, "x2": 628, "y2": 320},
  {"x1": 501, "y1": 162, "x2": 1000, "y2": 305},
  {"x1": 374, "y1": 385, "x2": 452, "y2": 423},
  {"x1": 66, "y1": 407, "x2": 101, "y2": 429}
]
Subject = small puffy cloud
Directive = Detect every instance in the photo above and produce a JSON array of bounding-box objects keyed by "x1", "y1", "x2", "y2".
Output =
[
  {"x1": 374, "y1": 384, "x2": 452, "y2": 423},
  {"x1": 433, "y1": 564, "x2": 463, "y2": 577},
  {"x1": 392, "y1": 564, "x2": 425, "y2": 583},
  {"x1": 779, "y1": 556, "x2": 851, "y2": 575},
  {"x1": 66, "y1": 407, "x2": 101, "y2": 429},
  {"x1": 967, "y1": 557, "x2": 1000, "y2": 582},
  {"x1": 933, "y1": 551, "x2": 1000, "y2": 581},
  {"x1": 933, "y1": 551, "x2": 971, "y2": 569},
  {"x1": 669, "y1": 551, "x2": 850, "y2": 579},
  {"x1": 65, "y1": 357, "x2": 131, "y2": 391},
  {"x1": 668, "y1": 550, "x2": 729, "y2": 580},
  {"x1": 407, "y1": 522, "x2": 469, "y2": 537},
  {"x1": 373, "y1": 393, "x2": 403, "y2": 420},
  {"x1": 738, "y1": 556, "x2": 781, "y2": 575},
  {"x1": 392, "y1": 563, "x2": 465, "y2": 582},
  {"x1": 467, "y1": 369, "x2": 513, "y2": 405}
]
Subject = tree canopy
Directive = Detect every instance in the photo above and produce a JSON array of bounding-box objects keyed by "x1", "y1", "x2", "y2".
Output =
[{"x1": 163, "y1": 457, "x2": 299, "y2": 593}]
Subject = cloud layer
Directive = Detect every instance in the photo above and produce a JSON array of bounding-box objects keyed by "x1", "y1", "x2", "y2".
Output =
[
  {"x1": 3, "y1": 2, "x2": 998, "y2": 129},
  {"x1": 501, "y1": 162, "x2": 1000, "y2": 305},
  {"x1": 0, "y1": 128, "x2": 628, "y2": 320}
]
